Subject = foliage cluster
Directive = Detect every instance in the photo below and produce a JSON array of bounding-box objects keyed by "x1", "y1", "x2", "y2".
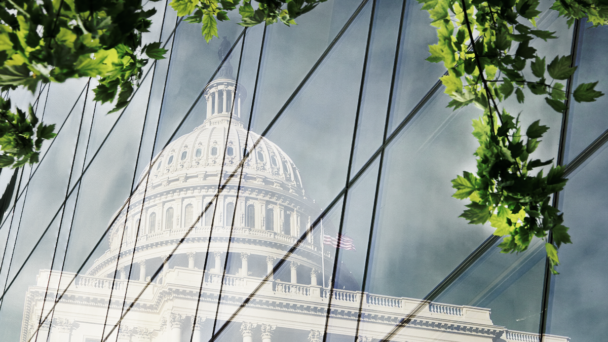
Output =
[
  {"x1": 169, "y1": 0, "x2": 327, "y2": 42},
  {"x1": 0, "y1": 0, "x2": 168, "y2": 168},
  {"x1": 418, "y1": 0, "x2": 607, "y2": 272}
]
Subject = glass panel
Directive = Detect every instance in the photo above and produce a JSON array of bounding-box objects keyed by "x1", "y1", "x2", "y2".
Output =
[
  {"x1": 563, "y1": 20, "x2": 608, "y2": 163},
  {"x1": 350, "y1": 0, "x2": 404, "y2": 175},
  {"x1": 251, "y1": 0, "x2": 365, "y2": 131},
  {"x1": 546, "y1": 145, "x2": 608, "y2": 341}
]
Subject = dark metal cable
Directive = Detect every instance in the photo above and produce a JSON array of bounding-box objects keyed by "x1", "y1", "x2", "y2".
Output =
[
  {"x1": 208, "y1": 27, "x2": 259, "y2": 337},
  {"x1": 112, "y1": 3, "x2": 175, "y2": 341},
  {"x1": 100, "y1": 4, "x2": 175, "y2": 340},
  {"x1": 35, "y1": 79, "x2": 92, "y2": 342},
  {"x1": 321, "y1": 1, "x2": 376, "y2": 340},
  {"x1": 352, "y1": 0, "x2": 407, "y2": 338}
]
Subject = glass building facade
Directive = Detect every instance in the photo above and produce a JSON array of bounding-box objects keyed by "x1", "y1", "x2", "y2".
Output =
[{"x1": 0, "y1": 0, "x2": 605, "y2": 341}]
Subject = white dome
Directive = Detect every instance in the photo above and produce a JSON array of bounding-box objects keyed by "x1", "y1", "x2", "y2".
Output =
[{"x1": 148, "y1": 113, "x2": 306, "y2": 198}]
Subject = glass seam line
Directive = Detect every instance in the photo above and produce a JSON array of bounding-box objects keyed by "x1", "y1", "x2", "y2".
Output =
[
  {"x1": 100, "y1": 4, "x2": 175, "y2": 340},
  {"x1": 33, "y1": 79, "x2": 92, "y2": 341},
  {"x1": 209, "y1": 27, "x2": 248, "y2": 336},
  {"x1": 196, "y1": 25, "x2": 266, "y2": 342},
  {"x1": 112, "y1": 2, "x2": 176, "y2": 340},
  {"x1": 321, "y1": 0, "x2": 376, "y2": 340},
  {"x1": 101, "y1": 31, "x2": 247, "y2": 341},
  {"x1": 0, "y1": 17, "x2": 189, "y2": 304},
  {"x1": 353, "y1": 0, "x2": 408, "y2": 339},
  {"x1": 539, "y1": 17, "x2": 583, "y2": 341},
  {"x1": 0, "y1": 16, "x2": 185, "y2": 234}
]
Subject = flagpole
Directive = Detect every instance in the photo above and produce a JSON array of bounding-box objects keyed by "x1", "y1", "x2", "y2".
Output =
[{"x1": 321, "y1": 218, "x2": 325, "y2": 289}]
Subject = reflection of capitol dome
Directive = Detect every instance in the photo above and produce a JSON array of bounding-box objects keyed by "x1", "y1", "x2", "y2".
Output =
[{"x1": 19, "y1": 70, "x2": 570, "y2": 342}]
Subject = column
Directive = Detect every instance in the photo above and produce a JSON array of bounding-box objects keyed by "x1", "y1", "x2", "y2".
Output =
[
  {"x1": 308, "y1": 330, "x2": 322, "y2": 342},
  {"x1": 214, "y1": 252, "x2": 222, "y2": 274},
  {"x1": 310, "y1": 268, "x2": 318, "y2": 286},
  {"x1": 356, "y1": 336, "x2": 371, "y2": 342},
  {"x1": 138, "y1": 260, "x2": 146, "y2": 282},
  {"x1": 266, "y1": 256, "x2": 275, "y2": 280},
  {"x1": 260, "y1": 324, "x2": 275, "y2": 342},
  {"x1": 214, "y1": 88, "x2": 219, "y2": 114},
  {"x1": 240, "y1": 322, "x2": 257, "y2": 342},
  {"x1": 206, "y1": 94, "x2": 212, "y2": 116},
  {"x1": 192, "y1": 316, "x2": 204, "y2": 342},
  {"x1": 119, "y1": 266, "x2": 126, "y2": 280},
  {"x1": 290, "y1": 262, "x2": 299, "y2": 284},
  {"x1": 169, "y1": 313, "x2": 182, "y2": 342},
  {"x1": 241, "y1": 253, "x2": 250, "y2": 277},
  {"x1": 187, "y1": 252, "x2": 196, "y2": 269},
  {"x1": 222, "y1": 88, "x2": 227, "y2": 114}
]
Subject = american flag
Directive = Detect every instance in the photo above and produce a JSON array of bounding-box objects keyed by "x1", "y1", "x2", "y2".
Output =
[{"x1": 323, "y1": 234, "x2": 356, "y2": 251}]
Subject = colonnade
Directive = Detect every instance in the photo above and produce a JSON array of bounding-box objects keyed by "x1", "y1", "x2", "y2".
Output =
[{"x1": 114, "y1": 251, "x2": 320, "y2": 286}]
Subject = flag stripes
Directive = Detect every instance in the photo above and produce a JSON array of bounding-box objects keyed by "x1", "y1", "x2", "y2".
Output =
[{"x1": 323, "y1": 234, "x2": 355, "y2": 250}]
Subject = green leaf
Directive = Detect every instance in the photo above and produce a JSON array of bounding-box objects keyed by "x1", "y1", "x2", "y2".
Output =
[
  {"x1": 452, "y1": 171, "x2": 478, "y2": 199},
  {"x1": 526, "y1": 120, "x2": 549, "y2": 139},
  {"x1": 515, "y1": 40, "x2": 536, "y2": 59},
  {"x1": 552, "y1": 225, "x2": 572, "y2": 248},
  {"x1": 490, "y1": 207, "x2": 511, "y2": 236},
  {"x1": 573, "y1": 81, "x2": 604, "y2": 102},
  {"x1": 170, "y1": 0, "x2": 198, "y2": 17},
  {"x1": 239, "y1": 2, "x2": 255, "y2": 17},
  {"x1": 547, "y1": 55, "x2": 577, "y2": 80},
  {"x1": 515, "y1": 88, "x2": 525, "y2": 103},
  {"x1": 36, "y1": 124, "x2": 56, "y2": 140},
  {"x1": 460, "y1": 202, "x2": 492, "y2": 225},
  {"x1": 551, "y1": 82, "x2": 566, "y2": 101},
  {"x1": 216, "y1": 10, "x2": 230, "y2": 21},
  {"x1": 527, "y1": 158, "x2": 552, "y2": 169},
  {"x1": 202, "y1": 14, "x2": 219, "y2": 43},
  {"x1": 530, "y1": 29, "x2": 557, "y2": 41},
  {"x1": 0, "y1": 154, "x2": 14, "y2": 168},
  {"x1": 440, "y1": 72, "x2": 463, "y2": 94},
  {"x1": 545, "y1": 97, "x2": 566, "y2": 113},
  {"x1": 531, "y1": 56, "x2": 545, "y2": 78},
  {"x1": 144, "y1": 42, "x2": 167, "y2": 60},
  {"x1": 499, "y1": 81, "x2": 514, "y2": 99},
  {"x1": 426, "y1": 44, "x2": 444, "y2": 63},
  {"x1": 545, "y1": 242, "x2": 559, "y2": 265}
]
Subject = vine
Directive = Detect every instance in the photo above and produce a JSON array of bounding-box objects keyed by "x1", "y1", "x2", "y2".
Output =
[{"x1": 418, "y1": 0, "x2": 607, "y2": 272}]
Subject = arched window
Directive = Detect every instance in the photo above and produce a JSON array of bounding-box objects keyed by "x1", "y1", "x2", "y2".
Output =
[
  {"x1": 148, "y1": 213, "x2": 156, "y2": 233},
  {"x1": 181, "y1": 151, "x2": 187, "y2": 160},
  {"x1": 205, "y1": 202, "x2": 214, "y2": 226},
  {"x1": 246, "y1": 204, "x2": 255, "y2": 228},
  {"x1": 243, "y1": 148, "x2": 249, "y2": 158},
  {"x1": 225, "y1": 202, "x2": 235, "y2": 227},
  {"x1": 227, "y1": 90, "x2": 233, "y2": 111},
  {"x1": 211, "y1": 146, "x2": 218, "y2": 156},
  {"x1": 282, "y1": 161, "x2": 291, "y2": 180},
  {"x1": 195, "y1": 148, "x2": 202, "y2": 158},
  {"x1": 265, "y1": 208, "x2": 274, "y2": 231},
  {"x1": 156, "y1": 161, "x2": 162, "y2": 170},
  {"x1": 257, "y1": 151, "x2": 265, "y2": 162},
  {"x1": 271, "y1": 156, "x2": 278, "y2": 167},
  {"x1": 184, "y1": 204, "x2": 193, "y2": 228},
  {"x1": 165, "y1": 207, "x2": 174, "y2": 230},
  {"x1": 283, "y1": 211, "x2": 291, "y2": 235},
  {"x1": 227, "y1": 146, "x2": 234, "y2": 156},
  {"x1": 168, "y1": 155, "x2": 174, "y2": 165}
]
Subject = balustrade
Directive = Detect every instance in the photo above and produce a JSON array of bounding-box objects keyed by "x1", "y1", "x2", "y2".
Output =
[
  {"x1": 504, "y1": 331, "x2": 540, "y2": 342},
  {"x1": 428, "y1": 303, "x2": 463, "y2": 316}
]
